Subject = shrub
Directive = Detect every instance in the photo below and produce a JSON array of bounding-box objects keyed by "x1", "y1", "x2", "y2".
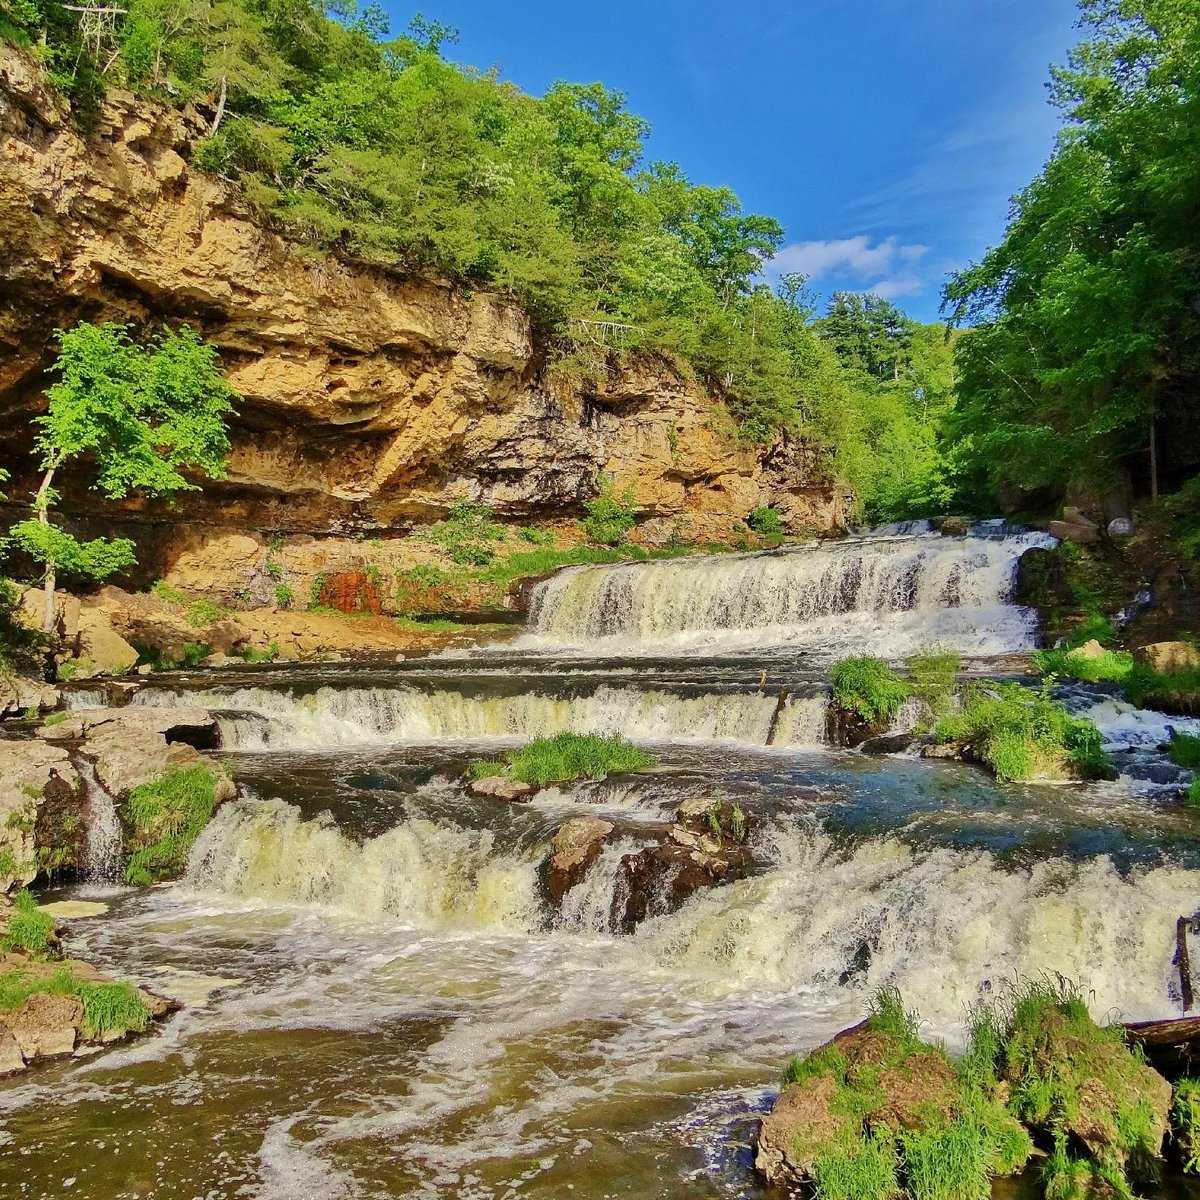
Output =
[
  {"x1": 469, "y1": 732, "x2": 654, "y2": 787},
  {"x1": 518, "y1": 526, "x2": 554, "y2": 545},
  {"x1": 1032, "y1": 644, "x2": 1134, "y2": 685},
  {"x1": 181, "y1": 642, "x2": 211, "y2": 667},
  {"x1": 1, "y1": 889, "x2": 56, "y2": 955},
  {"x1": 748, "y1": 506, "x2": 784, "y2": 537},
  {"x1": 273, "y1": 583, "x2": 294, "y2": 608},
  {"x1": 1169, "y1": 733, "x2": 1200, "y2": 769},
  {"x1": 934, "y1": 681, "x2": 1108, "y2": 782},
  {"x1": 579, "y1": 475, "x2": 637, "y2": 546},
  {"x1": 243, "y1": 642, "x2": 281, "y2": 663},
  {"x1": 123, "y1": 765, "x2": 222, "y2": 885},
  {"x1": 831, "y1": 657, "x2": 910, "y2": 723},
  {"x1": 906, "y1": 649, "x2": 961, "y2": 721},
  {"x1": 424, "y1": 501, "x2": 506, "y2": 566},
  {"x1": 308, "y1": 573, "x2": 327, "y2": 610},
  {"x1": 1188, "y1": 778, "x2": 1200, "y2": 808}
]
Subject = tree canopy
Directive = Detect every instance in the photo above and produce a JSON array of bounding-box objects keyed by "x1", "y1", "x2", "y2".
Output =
[{"x1": 943, "y1": 0, "x2": 1200, "y2": 503}]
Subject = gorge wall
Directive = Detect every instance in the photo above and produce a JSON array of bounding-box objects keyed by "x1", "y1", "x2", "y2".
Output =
[{"x1": 0, "y1": 47, "x2": 847, "y2": 587}]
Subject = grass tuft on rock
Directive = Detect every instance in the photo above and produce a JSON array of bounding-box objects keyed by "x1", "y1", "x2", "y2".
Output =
[
  {"x1": 1, "y1": 889, "x2": 56, "y2": 956},
  {"x1": 1173, "y1": 1079, "x2": 1200, "y2": 1173},
  {"x1": 77, "y1": 980, "x2": 149, "y2": 1038},
  {"x1": 123, "y1": 764, "x2": 223, "y2": 885},
  {"x1": 813, "y1": 1131, "x2": 900, "y2": 1200},
  {"x1": 1167, "y1": 732, "x2": 1200, "y2": 769},
  {"x1": 933, "y1": 681, "x2": 1108, "y2": 781},
  {"x1": 831, "y1": 657, "x2": 910, "y2": 723},
  {"x1": 468, "y1": 732, "x2": 654, "y2": 787}
]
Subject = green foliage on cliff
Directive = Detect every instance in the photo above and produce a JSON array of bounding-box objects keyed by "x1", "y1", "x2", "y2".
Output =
[
  {"x1": 944, "y1": 0, "x2": 1200, "y2": 504},
  {"x1": 2, "y1": 1, "x2": 956, "y2": 516}
]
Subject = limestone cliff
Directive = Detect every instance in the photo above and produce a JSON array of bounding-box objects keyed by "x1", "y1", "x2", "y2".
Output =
[{"x1": 0, "y1": 46, "x2": 846, "y2": 578}]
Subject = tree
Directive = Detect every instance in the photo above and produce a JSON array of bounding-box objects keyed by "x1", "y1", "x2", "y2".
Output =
[{"x1": 10, "y1": 322, "x2": 238, "y2": 632}]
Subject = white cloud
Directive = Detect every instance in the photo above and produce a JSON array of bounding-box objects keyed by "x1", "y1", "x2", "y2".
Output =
[{"x1": 768, "y1": 235, "x2": 930, "y2": 296}]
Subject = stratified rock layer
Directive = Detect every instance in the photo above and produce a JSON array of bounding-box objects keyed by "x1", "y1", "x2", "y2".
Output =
[{"x1": 0, "y1": 46, "x2": 846, "y2": 579}]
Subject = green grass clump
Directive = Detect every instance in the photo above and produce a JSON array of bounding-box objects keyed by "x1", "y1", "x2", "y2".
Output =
[
  {"x1": 748, "y1": 506, "x2": 785, "y2": 538},
  {"x1": 123, "y1": 765, "x2": 223, "y2": 885},
  {"x1": 1187, "y1": 778, "x2": 1200, "y2": 807},
  {"x1": 1168, "y1": 733, "x2": 1200, "y2": 769},
  {"x1": 906, "y1": 650, "x2": 961, "y2": 721},
  {"x1": 0, "y1": 963, "x2": 77, "y2": 1010},
  {"x1": 784, "y1": 1042, "x2": 850, "y2": 1088},
  {"x1": 865, "y1": 985, "x2": 924, "y2": 1049},
  {"x1": 393, "y1": 616, "x2": 468, "y2": 633},
  {"x1": 1, "y1": 890, "x2": 56, "y2": 955},
  {"x1": 181, "y1": 642, "x2": 212, "y2": 667},
  {"x1": 900, "y1": 1114, "x2": 995, "y2": 1200},
  {"x1": 469, "y1": 732, "x2": 655, "y2": 787},
  {"x1": 934, "y1": 681, "x2": 1107, "y2": 781},
  {"x1": 814, "y1": 1132, "x2": 899, "y2": 1200},
  {"x1": 1032, "y1": 645, "x2": 1135, "y2": 684},
  {"x1": 831, "y1": 657, "x2": 911, "y2": 723},
  {"x1": 77, "y1": 980, "x2": 149, "y2": 1038},
  {"x1": 242, "y1": 642, "x2": 281, "y2": 663},
  {"x1": 42, "y1": 710, "x2": 69, "y2": 726}
]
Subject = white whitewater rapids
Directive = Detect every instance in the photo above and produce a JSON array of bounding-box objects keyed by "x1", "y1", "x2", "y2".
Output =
[
  {"x1": 522, "y1": 526, "x2": 1054, "y2": 656},
  {"x1": 133, "y1": 681, "x2": 829, "y2": 751}
]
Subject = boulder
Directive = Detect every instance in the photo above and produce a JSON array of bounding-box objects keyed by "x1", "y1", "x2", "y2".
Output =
[
  {"x1": 466, "y1": 775, "x2": 539, "y2": 802},
  {"x1": 18, "y1": 588, "x2": 80, "y2": 641},
  {"x1": 859, "y1": 732, "x2": 916, "y2": 755},
  {"x1": 8, "y1": 992, "x2": 82, "y2": 1061},
  {"x1": 0, "y1": 1025, "x2": 25, "y2": 1076},
  {"x1": 755, "y1": 1072, "x2": 849, "y2": 1186},
  {"x1": 1063, "y1": 507, "x2": 1100, "y2": 533},
  {"x1": 1048, "y1": 519, "x2": 1099, "y2": 545},
  {"x1": 1108, "y1": 517, "x2": 1135, "y2": 538},
  {"x1": 1134, "y1": 642, "x2": 1200, "y2": 675},
  {"x1": 89, "y1": 586, "x2": 247, "y2": 663},
  {"x1": 1071, "y1": 638, "x2": 1108, "y2": 661},
  {"x1": 0, "y1": 740, "x2": 82, "y2": 888},
  {"x1": 1016, "y1": 545, "x2": 1072, "y2": 612},
  {"x1": 73, "y1": 609, "x2": 140, "y2": 677},
  {"x1": 0, "y1": 676, "x2": 60, "y2": 718},
  {"x1": 543, "y1": 816, "x2": 615, "y2": 907}
]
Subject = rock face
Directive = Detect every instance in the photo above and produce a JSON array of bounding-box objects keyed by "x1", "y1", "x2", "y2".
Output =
[
  {"x1": 1135, "y1": 641, "x2": 1200, "y2": 674},
  {"x1": 0, "y1": 739, "x2": 81, "y2": 887},
  {"x1": 0, "y1": 46, "x2": 846, "y2": 577}
]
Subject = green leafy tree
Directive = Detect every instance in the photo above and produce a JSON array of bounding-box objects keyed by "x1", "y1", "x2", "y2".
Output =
[
  {"x1": 10, "y1": 322, "x2": 237, "y2": 631},
  {"x1": 943, "y1": 0, "x2": 1200, "y2": 502}
]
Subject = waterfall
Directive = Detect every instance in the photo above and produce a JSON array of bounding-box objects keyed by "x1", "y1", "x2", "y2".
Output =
[
  {"x1": 185, "y1": 797, "x2": 541, "y2": 931},
  {"x1": 133, "y1": 682, "x2": 830, "y2": 751},
  {"x1": 183, "y1": 799, "x2": 1198, "y2": 1024},
  {"x1": 522, "y1": 529, "x2": 1054, "y2": 656},
  {"x1": 78, "y1": 758, "x2": 123, "y2": 884}
]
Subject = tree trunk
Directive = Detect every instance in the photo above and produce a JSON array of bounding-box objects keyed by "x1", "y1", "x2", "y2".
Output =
[
  {"x1": 1150, "y1": 416, "x2": 1159, "y2": 503},
  {"x1": 210, "y1": 74, "x2": 227, "y2": 136},
  {"x1": 35, "y1": 466, "x2": 57, "y2": 635}
]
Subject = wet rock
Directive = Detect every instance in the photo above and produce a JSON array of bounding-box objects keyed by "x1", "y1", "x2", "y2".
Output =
[
  {"x1": 543, "y1": 817, "x2": 615, "y2": 907},
  {"x1": 1016, "y1": 545, "x2": 1072, "y2": 612},
  {"x1": 1134, "y1": 641, "x2": 1200, "y2": 674},
  {"x1": 859, "y1": 732, "x2": 916, "y2": 755},
  {"x1": 467, "y1": 776, "x2": 539, "y2": 802},
  {"x1": 921, "y1": 739, "x2": 968, "y2": 760},
  {"x1": 0, "y1": 740, "x2": 82, "y2": 888},
  {"x1": 826, "y1": 702, "x2": 888, "y2": 748},
  {"x1": 0, "y1": 1024, "x2": 25, "y2": 1075},
  {"x1": 935, "y1": 515, "x2": 971, "y2": 536},
  {"x1": 8, "y1": 992, "x2": 82, "y2": 1061}
]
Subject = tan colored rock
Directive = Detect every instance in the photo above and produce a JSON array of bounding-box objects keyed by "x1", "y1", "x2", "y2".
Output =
[
  {"x1": 1134, "y1": 641, "x2": 1200, "y2": 674},
  {"x1": 0, "y1": 675, "x2": 59, "y2": 717},
  {"x1": 1069, "y1": 639, "x2": 1108, "y2": 661},
  {"x1": 1048, "y1": 519, "x2": 1099, "y2": 545},
  {"x1": 8, "y1": 992, "x2": 81, "y2": 1060},
  {"x1": 18, "y1": 588, "x2": 80, "y2": 641},
  {"x1": 74, "y1": 608, "x2": 140, "y2": 677},
  {"x1": 754, "y1": 1073, "x2": 848, "y2": 1187},
  {"x1": 0, "y1": 1024, "x2": 25, "y2": 1075},
  {"x1": 467, "y1": 776, "x2": 539, "y2": 802},
  {"x1": 550, "y1": 817, "x2": 614, "y2": 859}
]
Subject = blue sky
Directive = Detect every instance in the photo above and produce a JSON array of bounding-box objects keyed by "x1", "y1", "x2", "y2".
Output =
[{"x1": 383, "y1": 0, "x2": 1083, "y2": 321}]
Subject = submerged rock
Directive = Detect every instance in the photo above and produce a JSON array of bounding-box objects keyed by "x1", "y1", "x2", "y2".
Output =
[{"x1": 859, "y1": 732, "x2": 916, "y2": 755}]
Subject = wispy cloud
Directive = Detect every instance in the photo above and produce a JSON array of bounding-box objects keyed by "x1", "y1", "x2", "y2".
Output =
[{"x1": 768, "y1": 235, "x2": 930, "y2": 298}]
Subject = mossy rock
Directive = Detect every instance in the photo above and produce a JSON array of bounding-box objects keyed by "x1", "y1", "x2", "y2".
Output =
[{"x1": 1004, "y1": 996, "x2": 1171, "y2": 1187}]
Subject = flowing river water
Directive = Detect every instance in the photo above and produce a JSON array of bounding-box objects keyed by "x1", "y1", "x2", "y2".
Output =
[{"x1": 4, "y1": 526, "x2": 1200, "y2": 1199}]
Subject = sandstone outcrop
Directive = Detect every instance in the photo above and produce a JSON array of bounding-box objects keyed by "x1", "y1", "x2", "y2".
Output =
[{"x1": 0, "y1": 44, "x2": 846, "y2": 589}]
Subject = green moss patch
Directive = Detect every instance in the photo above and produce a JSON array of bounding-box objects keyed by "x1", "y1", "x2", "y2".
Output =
[
  {"x1": 467, "y1": 732, "x2": 655, "y2": 787},
  {"x1": 122, "y1": 765, "x2": 224, "y2": 885}
]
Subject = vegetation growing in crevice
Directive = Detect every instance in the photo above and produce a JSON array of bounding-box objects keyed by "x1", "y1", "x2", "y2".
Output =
[
  {"x1": 579, "y1": 476, "x2": 637, "y2": 546},
  {"x1": 122, "y1": 764, "x2": 224, "y2": 885},
  {"x1": 468, "y1": 732, "x2": 654, "y2": 787}
]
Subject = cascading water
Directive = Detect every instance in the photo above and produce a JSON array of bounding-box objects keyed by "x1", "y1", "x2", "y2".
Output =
[
  {"x1": 522, "y1": 527, "x2": 1054, "y2": 655},
  {"x1": 133, "y1": 681, "x2": 830, "y2": 750},
  {"x1": 15, "y1": 523, "x2": 1200, "y2": 1200},
  {"x1": 77, "y1": 758, "x2": 123, "y2": 884}
]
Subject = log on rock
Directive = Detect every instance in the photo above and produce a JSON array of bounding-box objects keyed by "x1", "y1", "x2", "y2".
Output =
[{"x1": 1123, "y1": 1016, "x2": 1200, "y2": 1079}]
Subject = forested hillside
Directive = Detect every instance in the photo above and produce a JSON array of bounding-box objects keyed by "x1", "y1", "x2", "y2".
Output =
[{"x1": 1, "y1": 0, "x2": 956, "y2": 522}]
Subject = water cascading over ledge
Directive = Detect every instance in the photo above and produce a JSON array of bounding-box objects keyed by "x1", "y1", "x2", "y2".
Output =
[{"x1": 521, "y1": 527, "x2": 1055, "y2": 656}]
